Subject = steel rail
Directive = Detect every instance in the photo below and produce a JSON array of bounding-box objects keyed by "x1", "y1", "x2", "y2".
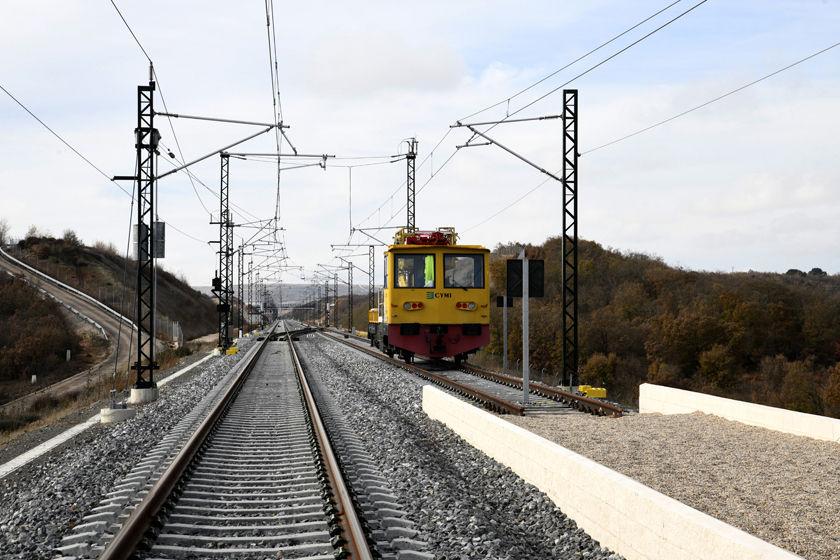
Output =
[
  {"x1": 285, "y1": 324, "x2": 374, "y2": 560},
  {"x1": 319, "y1": 330, "x2": 525, "y2": 416},
  {"x1": 460, "y1": 363, "x2": 623, "y2": 417},
  {"x1": 98, "y1": 323, "x2": 277, "y2": 560},
  {"x1": 311, "y1": 323, "x2": 620, "y2": 417}
]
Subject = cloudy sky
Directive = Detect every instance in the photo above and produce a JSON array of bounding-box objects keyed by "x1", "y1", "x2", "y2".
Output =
[{"x1": 2, "y1": 0, "x2": 839, "y2": 288}]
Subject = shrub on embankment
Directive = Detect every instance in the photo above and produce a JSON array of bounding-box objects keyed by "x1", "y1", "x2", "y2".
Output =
[
  {"x1": 0, "y1": 273, "x2": 81, "y2": 386},
  {"x1": 486, "y1": 237, "x2": 840, "y2": 417}
]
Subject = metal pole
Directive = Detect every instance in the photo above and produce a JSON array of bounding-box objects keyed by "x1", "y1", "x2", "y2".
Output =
[
  {"x1": 348, "y1": 266, "x2": 354, "y2": 334},
  {"x1": 368, "y1": 246, "x2": 375, "y2": 313},
  {"x1": 503, "y1": 296, "x2": 508, "y2": 376},
  {"x1": 561, "y1": 89, "x2": 579, "y2": 390},
  {"x1": 131, "y1": 78, "x2": 158, "y2": 389},
  {"x1": 522, "y1": 254, "x2": 529, "y2": 404},
  {"x1": 247, "y1": 263, "x2": 253, "y2": 328},
  {"x1": 406, "y1": 139, "x2": 417, "y2": 230},
  {"x1": 238, "y1": 244, "x2": 244, "y2": 337}
]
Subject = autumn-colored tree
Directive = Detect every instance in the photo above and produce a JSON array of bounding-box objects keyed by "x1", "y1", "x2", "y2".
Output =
[
  {"x1": 0, "y1": 274, "x2": 81, "y2": 383},
  {"x1": 779, "y1": 359, "x2": 825, "y2": 415},
  {"x1": 470, "y1": 236, "x2": 840, "y2": 414},
  {"x1": 581, "y1": 352, "x2": 617, "y2": 387},
  {"x1": 697, "y1": 344, "x2": 740, "y2": 389}
]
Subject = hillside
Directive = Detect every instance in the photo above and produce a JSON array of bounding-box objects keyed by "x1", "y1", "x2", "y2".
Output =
[
  {"x1": 484, "y1": 237, "x2": 840, "y2": 416},
  {"x1": 10, "y1": 231, "x2": 218, "y2": 341},
  {"x1": 0, "y1": 273, "x2": 83, "y2": 405}
]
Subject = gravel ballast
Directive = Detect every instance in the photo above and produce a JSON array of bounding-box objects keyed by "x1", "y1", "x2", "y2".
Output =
[
  {"x1": 505, "y1": 410, "x2": 840, "y2": 560},
  {"x1": 0, "y1": 342, "x2": 254, "y2": 559},
  {"x1": 298, "y1": 335, "x2": 625, "y2": 560}
]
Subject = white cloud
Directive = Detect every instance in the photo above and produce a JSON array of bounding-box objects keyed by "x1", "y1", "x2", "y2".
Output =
[{"x1": 293, "y1": 29, "x2": 466, "y2": 96}]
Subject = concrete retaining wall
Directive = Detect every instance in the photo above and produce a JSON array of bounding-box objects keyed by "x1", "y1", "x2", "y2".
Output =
[
  {"x1": 422, "y1": 385, "x2": 802, "y2": 560},
  {"x1": 639, "y1": 383, "x2": 840, "y2": 443}
]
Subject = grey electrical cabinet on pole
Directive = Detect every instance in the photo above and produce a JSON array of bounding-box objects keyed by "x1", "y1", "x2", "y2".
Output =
[{"x1": 153, "y1": 222, "x2": 165, "y2": 258}]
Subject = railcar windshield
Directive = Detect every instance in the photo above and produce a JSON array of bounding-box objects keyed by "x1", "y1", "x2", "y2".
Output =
[
  {"x1": 444, "y1": 254, "x2": 484, "y2": 289},
  {"x1": 395, "y1": 254, "x2": 435, "y2": 288}
]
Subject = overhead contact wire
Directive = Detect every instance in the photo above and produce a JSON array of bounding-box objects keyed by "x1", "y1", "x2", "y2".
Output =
[
  {"x1": 459, "y1": 0, "x2": 685, "y2": 122},
  {"x1": 474, "y1": 0, "x2": 710, "y2": 142},
  {"x1": 0, "y1": 84, "x2": 133, "y2": 198},
  {"x1": 584, "y1": 40, "x2": 840, "y2": 154}
]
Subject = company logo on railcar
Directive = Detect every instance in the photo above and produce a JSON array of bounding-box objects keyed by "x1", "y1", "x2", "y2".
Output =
[{"x1": 426, "y1": 292, "x2": 452, "y2": 299}]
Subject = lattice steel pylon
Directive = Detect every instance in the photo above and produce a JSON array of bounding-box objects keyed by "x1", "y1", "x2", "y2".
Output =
[
  {"x1": 333, "y1": 274, "x2": 338, "y2": 328},
  {"x1": 348, "y1": 266, "x2": 354, "y2": 334},
  {"x1": 247, "y1": 261, "x2": 253, "y2": 327},
  {"x1": 368, "y1": 246, "x2": 375, "y2": 314},
  {"x1": 212, "y1": 153, "x2": 234, "y2": 350},
  {"x1": 324, "y1": 280, "x2": 330, "y2": 326},
  {"x1": 237, "y1": 244, "x2": 244, "y2": 335},
  {"x1": 406, "y1": 138, "x2": 418, "y2": 230},
  {"x1": 561, "y1": 89, "x2": 579, "y2": 385},
  {"x1": 131, "y1": 80, "x2": 159, "y2": 389}
]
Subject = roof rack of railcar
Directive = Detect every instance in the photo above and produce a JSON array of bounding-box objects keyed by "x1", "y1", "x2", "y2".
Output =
[{"x1": 394, "y1": 227, "x2": 458, "y2": 246}]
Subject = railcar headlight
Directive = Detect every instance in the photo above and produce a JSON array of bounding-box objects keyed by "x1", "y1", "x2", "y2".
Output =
[
  {"x1": 468, "y1": 302, "x2": 476, "y2": 310},
  {"x1": 404, "y1": 302, "x2": 412, "y2": 310}
]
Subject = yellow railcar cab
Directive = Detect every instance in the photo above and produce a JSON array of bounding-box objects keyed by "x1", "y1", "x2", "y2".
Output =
[{"x1": 369, "y1": 227, "x2": 490, "y2": 363}]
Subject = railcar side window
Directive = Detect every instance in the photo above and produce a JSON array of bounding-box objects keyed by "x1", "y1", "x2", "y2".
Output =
[
  {"x1": 384, "y1": 254, "x2": 389, "y2": 288},
  {"x1": 395, "y1": 254, "x2": 435, "y2": 288},
  {"x1": 444, "y1": 255, "x2": 484, "y2": 289}
]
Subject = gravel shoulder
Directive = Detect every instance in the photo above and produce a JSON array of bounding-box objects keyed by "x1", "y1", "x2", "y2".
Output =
[
  {"x1": 0, "y1": 344, "x2": 252, "y2": 558},
  {"x1": 504, "y1": 411, "x2": 840, "y2": 560},
  {"x1": 0, "y1": 349, "x2": 212, "y2": 468},
  {"x1": 299, "y1": 335, "x2": 625, "y2": 560}
]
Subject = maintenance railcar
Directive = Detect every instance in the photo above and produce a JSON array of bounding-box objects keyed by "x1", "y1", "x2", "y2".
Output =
[{"x1": 369, "y1": 227, "x2": 490, "y2": 363}]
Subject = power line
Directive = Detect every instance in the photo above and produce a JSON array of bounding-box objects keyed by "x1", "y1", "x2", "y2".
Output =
[
  {"x1": 1, "y1": 83, "x2": 220, "y2": 246},
  {"x1": 168, "y1": 222, "x2": 214, "y2": 246},
  {"x1": 107, "y1": 1, "x2": 223, "y2": 228},
  {"x1": 463, "y1": 173, "x2": 555, "y2": 234},
  {"x1": 584, "y1": 40, "x2": 840, "y2": 154},
  {"x1": 154, "y1": 75, "x2": 215, "y2": 218},
  {"x1": 352, "y1": 129, "x2": 454, "y2": 231},
  {"x1": 460, "y1": 0, "x2": 684, "y2": 122},
  {"x1": 107, "y1": 2, "x2": 260, "y2": 239},
  {"x1": 156, "y1": 144, "x2": 264, "y2": 224},
  {"x1": 355, "y1": 1, "x2": 705, "y2": 243},
  {"x1": 109, "y1": 0, "x2": 152, "y2": 63},
  {"x1": 0, "y1": 84, "x2": 133, "y2": 198},
  {"x1": 472, "y1": 0, "x2": 709, "y2": 138},
  {"x1": 465, "y1": 40, "x2": 840, "y2": 233}
]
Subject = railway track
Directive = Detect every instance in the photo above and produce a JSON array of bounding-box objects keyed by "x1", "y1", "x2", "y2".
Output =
[
  {"x1": 317, "y1": 325, "x2": 622, "y2": 417},
  {"x1": 97, "y1": 322, "x2": 372, "y2": 559}
]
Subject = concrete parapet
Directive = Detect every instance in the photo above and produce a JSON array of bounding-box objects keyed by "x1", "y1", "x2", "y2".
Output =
[
  {"x1": 639, "y1": 383, "x2": 840, "y2": 443},
  {"x1": 422, "y1": 384, "x2": 803, "y2": 560},
  {"x1": 100, "y1": 407, "x2": 136, "y2": 424},
  {"x1": 128, "y1": 387, "x2": 159, "y2": 404}
]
